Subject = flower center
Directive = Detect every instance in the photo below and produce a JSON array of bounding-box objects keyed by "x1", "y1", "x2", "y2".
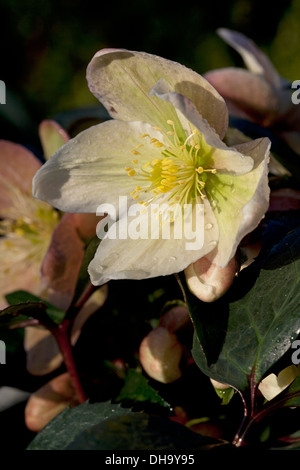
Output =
[
  {"x1": 125, "y1": 120, "x2": 216, "y2": 208},
  {"x1": 0, "y1": 203, "x2": 59, "y2": 247}
]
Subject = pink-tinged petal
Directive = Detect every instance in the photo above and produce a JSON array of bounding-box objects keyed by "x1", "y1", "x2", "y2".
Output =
[
  {"x1": 139, "y1": 327, "x2": 185, "y2": 383},
  {"x1": 184, "y1": 254, "x2": 238, "y2": 302},
  {"x1": 0, "y1": 140, "x2": 41, "y2": 192},
  {"x1": 70, "y1": 285, "x2": 109, "y2": 344},
  {"x1": 204, "y1": 68, "x2": 279, "y2": 127},
  {"x1": 87, "y1": 49, "x2": 228, "y2": 139},
  {"x1": 24, "y1": 327, "x2": 62, "y2": 376},
  {"x1": 217, "y1": 28, "x2": 282, "y2": 88},
  {"x1": 158, "y1": 305, "x2": 190, "y2": 333},
  {"x1": 0, "y1": 238, "x2": 48, "y2": 310},
  {"x1": 24, "y1": 286, "x2": 108, "y2": 376},
  {"x1": 72, "y1": 212, "x2": 104, "y2": 240},
  {"x1": 25, "y1": 372, "x2": 78, "y2": 432},
  {"x1": 0, "y1": 141, "x2": 41, "y2": 214},
  {"x1": 38, "y1": 120, "x2": 70, "y2": 160},
  {"x1": 40, "y1": 213, "x2": 85, "y2": 310}
]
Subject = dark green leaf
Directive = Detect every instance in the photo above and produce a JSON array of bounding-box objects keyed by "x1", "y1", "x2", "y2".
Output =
[
  {"x1": 0, "y1": 302, "x2": 51, "y2": 328},
  {"x1": 27, "y1": 401, "x2": 130, "y2": 450},
  {"x1": 27, "y1": 400, "x2": 221, "y2": 451},
  {"x1": 189, "y1": 217, "x2": 300, "y2": 391},
  {"x1": 65, "y1": 413, "x2": 220, "y2": 450},
  {"x1": 4, "y1": 290, "x2": 65, "y2": 325},
  {"x1": 116, "y1": 369, "x2": 170, "y2": 408},
  {"x1": 213, "y1": 386, "x2": 235, "y2": 405}
]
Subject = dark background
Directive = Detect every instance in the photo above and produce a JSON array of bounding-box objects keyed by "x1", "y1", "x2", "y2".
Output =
[
  {"x1": 0, "y1": 0, "x2": 300, "y2": 450},
  {"x1": 0, "y1": 0, "x2": 299, "y2": 149}
]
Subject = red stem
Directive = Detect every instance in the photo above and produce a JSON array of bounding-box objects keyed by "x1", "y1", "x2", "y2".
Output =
[{"x1": 50, "y1": 319, "x2": 86, "y2": 404}]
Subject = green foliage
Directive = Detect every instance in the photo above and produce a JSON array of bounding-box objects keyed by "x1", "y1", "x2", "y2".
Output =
[
  {"x1": 27, "y1": 401, "x2": 217, "y2": 450},
  {"x1": 1, "y1": 290, "x2": 65, "y2": 327},
  {"x1": 116, "y1": 368, "x2": 170, "y2": 408}
]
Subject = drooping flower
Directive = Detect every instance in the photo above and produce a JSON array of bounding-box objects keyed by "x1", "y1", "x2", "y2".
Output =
[
  {"x1": 32, "y1": 50, "x2": 270, "y2": 286},
  {"x1": 204, "y1": 28, "x2": 300, "y2": 155}
]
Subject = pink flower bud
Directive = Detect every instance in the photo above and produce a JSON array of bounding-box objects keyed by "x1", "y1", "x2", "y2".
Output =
[
  {"x1": 139, "y1": 326, "x2": 186, "y2": 383},
  {"x1": 184, "y1": 255, "x2": 238, "y2": 302},
  {"x1": 25, "y1": 372, "x2": 78, "y2": 432},
  {"x1": 158, "y1": 305, "x2": 190, "y2": 333}
]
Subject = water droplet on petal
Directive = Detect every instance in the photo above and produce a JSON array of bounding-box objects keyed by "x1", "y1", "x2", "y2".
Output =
[
  {"x1": 205, "y1": 223, "x2": 213, "y2": 230},
  {"x1": 209, "y1": 240, "x2": 217, "y2": 246}
]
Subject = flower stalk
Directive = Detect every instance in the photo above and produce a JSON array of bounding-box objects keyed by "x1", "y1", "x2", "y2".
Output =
[{"x1": 48, "y1": 318, "x2": 86, "y2": 404}]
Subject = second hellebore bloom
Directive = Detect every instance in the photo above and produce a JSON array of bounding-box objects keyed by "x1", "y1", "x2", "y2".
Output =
[{"x1": 32, "y1": 50, "x2": 270, "y2": 286}]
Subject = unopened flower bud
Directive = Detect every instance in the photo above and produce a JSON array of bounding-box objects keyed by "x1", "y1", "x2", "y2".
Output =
[
  {"x1": 258, "y1": 365, "x2": 300, "y2": 401},
  {"x1": 139, "y1": 326, "x2": 185, "y2": 383},
  {"x1": 210, "y1": 378, "x2": 230, "y2": 390},
  {"x1": 184, "y1": 255, "x2": 238, "y2": 302},
  {"x1": 158, "y1": 305, "x2": 190, "y2": 333},
  {"x1": 25, "y1": 372, "x2": 78, "y2": 432}
]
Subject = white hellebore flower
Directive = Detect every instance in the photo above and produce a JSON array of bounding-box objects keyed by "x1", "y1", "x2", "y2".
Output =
[{"x1": 32, "y1": 50, "x2": 271, "y2": 286}]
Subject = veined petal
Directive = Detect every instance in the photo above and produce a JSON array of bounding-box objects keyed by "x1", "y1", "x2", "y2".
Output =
[
  {"x1": 72, "y1": 213, "x2": 103, "y2": 240},
  {"x1": 0, "y1": 141, "x2": 41, "y2": 193},
  {"x1": 204, "y1": 68, "x2": 279, "y2": 126},
  {"x1": 38, "y1": 120, "x2": 70, "y2": 160},
  {"x1": 149, "y1": 80, "x2": 254, "y2": 175},
  {"x1": 40, "y1": 213, "x2": 86, "y2": 310},
  {"x1": 0, "y1": 237, "x2": 46, "y2": 309},
  {"x1": 86, "y1": 49, "x2": 228, "y2": 139},
  {"x1": 217, "y1": 28, "x2": 282, "y2": 88},
  {"x1": 0, "y1": 140, "x2": 41, "y2": 215},
  {"x1": 206, "y1": 137, "x2": 270, "y2": 267},
  {"x1": 88, "y1": 198, "x2": 219, "y2": 285},
  {"x1": 32, "y1": 120, "x2": 167, "y2": 213}
]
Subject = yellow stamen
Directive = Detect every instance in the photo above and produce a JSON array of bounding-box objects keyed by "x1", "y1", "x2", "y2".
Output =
[{"x1": 125, "y1": 119, "x2": 218, "y2": 206}]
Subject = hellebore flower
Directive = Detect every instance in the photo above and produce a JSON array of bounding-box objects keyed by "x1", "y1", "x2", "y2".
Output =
[
  {"x1": 32, "y1": 50, "x2": 270, "y2": 286},
  {"x1": 0, "y1": 124, "x2": 98, "y2": 310},
  {"x1": 205, "y1": 28, "x2": 300, "y2": 155},
  {"x1": 0, "y1": 140, "x2": 60, "y2": 308}
]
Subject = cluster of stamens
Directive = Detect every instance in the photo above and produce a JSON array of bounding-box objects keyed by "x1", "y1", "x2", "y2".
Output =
[{"x1": 125, "y1": 120, "x2": 216, "y2": 209}]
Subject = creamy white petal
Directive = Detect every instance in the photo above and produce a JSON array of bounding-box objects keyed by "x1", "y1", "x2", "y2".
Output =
[
  {"x1": 88, "y1": 198, "x2": 219, "y2": 285},
  {"x1": 33, "y1": 120, "x2": 166, "y2": 213},
  {"x1": 87, "y1": 49, "x2": 228, "y2": 139},
  {"x1": 207, "y1": 137, "x2": 270, "y2": 267},
  {"x1": 149, "y1": 80, "x2": 254, "y2": 175}
]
